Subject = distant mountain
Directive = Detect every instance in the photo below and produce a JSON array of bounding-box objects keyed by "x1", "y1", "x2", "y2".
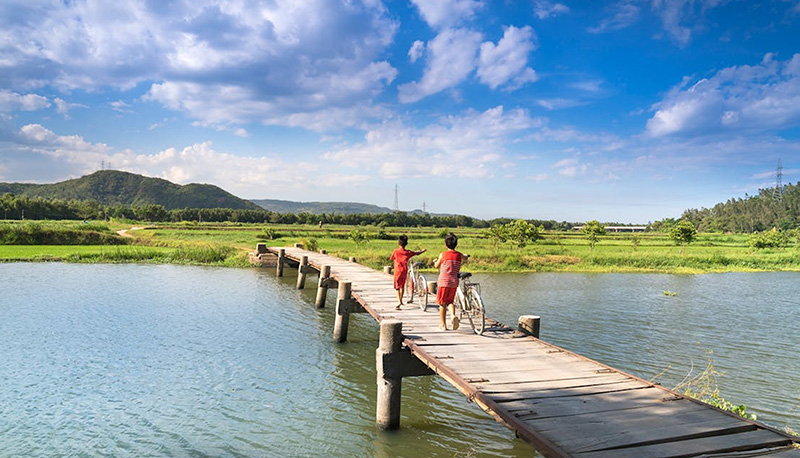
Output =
[
  {"x1": 0, "y1": 170, "x2": 261, "y2": 210},
  {"x1": 250, "y1": 198, "x2": 393, "y2": 214}
]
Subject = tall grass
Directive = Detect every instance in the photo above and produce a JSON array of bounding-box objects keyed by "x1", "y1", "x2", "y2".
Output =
[{"x1": 0, "y1": 222, "x2": 128, "y2": 245}]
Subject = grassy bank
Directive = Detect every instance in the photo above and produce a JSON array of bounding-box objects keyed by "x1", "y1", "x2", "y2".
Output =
[{"x1": 2, "y1": 220, "x2": 800, "y2": 272}]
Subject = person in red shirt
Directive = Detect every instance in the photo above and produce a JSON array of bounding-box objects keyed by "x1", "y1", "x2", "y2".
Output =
[
  {"x1": 434, "y1": 232, "x2": 465, "y2": 330},
  {"x1": 390, "y1": 235, "x2": 426, "y2": 310}
]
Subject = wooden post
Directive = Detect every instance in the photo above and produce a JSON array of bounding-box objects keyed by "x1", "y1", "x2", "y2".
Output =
[
  {"x1": 276, "y1": 248, "x2": 285, "y2": 277},
  {"x1": 256, "y1": 243, "x2": 267, "y2": 254},
  {"x1": 294, "y1": 243, "x2": 303, "y2": 248},
  {"x1": 428, "y1": 281, "x2": 437, "y2": 294},
  {"x1": 315, "y1": 265, "x2": 331, "y2": 308},
  {"x1": 376, "y1": 320, "x2": 403, "y2": 430},
  {"x1": 518, "y1": 315, "x2": 541, "y2": 338},
  {"x1": 334, "y1": 282, "x2": 352, "y2": 342},
  {"x1": 296, "y1": 256, "x2": 308, "y2": 289},
  {"x1": 383, "y1": 266, "x2": 392, "y2": 274},
  {"x1": 320, "y1": 249, "x2": 327, "y2": 254},
  {"x1": 349, "y1": 256, "x2": 357, "y2": 263}
]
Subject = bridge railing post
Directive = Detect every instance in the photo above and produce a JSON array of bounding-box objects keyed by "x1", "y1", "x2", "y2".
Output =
[
  {"x1": 296, "y1": 256, "x2": 309, "y2": 289},
  {"x1": 276, "y1": 248, "x2": 285, "y2": 277},
  {"x1": 315, "y1": 265, "x2": 331, "y2": 308}
]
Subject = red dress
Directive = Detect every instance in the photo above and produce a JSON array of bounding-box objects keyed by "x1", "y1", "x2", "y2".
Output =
[
  {"x1": 390, "y1": 247, "x2": 415, "y2": 290},
  {"x1": 436, "y1": 250, "x2": 463, "y2": 306}
]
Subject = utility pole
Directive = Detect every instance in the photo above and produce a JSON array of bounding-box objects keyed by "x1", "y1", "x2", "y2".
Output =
[{"x1": 773, "y1": 158, "x2": 784, "y2": 202}]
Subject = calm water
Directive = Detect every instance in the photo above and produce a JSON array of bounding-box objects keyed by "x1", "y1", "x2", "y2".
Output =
[{"x1": 0, "y1": 264, "x2": 797, "y2": 457}]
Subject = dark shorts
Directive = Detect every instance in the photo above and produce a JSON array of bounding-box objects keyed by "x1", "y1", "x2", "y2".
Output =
[
  {"x1": 393, "y1": 269, "x2": 408, "y2": 290},
  {"x1": 437, "y1": 286, "x2": 457, "y2": 306}
]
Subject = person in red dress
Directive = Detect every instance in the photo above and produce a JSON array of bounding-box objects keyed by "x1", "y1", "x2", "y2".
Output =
[
  {"x1": 434, "y1": 232, "x2": 465, "y2": 331},
  {"x1": 390, "y1": 235, "x2": 426, "y2": 310}
]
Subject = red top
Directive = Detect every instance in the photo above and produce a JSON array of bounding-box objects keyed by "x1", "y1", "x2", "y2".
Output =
[
  {"x1": 390, "y1": 247, "x2": 416, "y2": 272},
  {"x1": 437, "y1": 250, "x2": 463, "y2": 288}
]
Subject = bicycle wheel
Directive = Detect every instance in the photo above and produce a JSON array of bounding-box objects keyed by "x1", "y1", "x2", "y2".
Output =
[
  {"x1": 416, "y1": 274, "x2": 428, "y2": 311},
  {"x1": 404, "y1": 271, "x2": 415, "y2": 304},
  {"x1": 465, "y1": 287, "x2": 486, "y2": 335}
]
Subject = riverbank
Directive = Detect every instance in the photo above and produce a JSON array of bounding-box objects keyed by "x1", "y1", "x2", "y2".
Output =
[{"x1": 2, "y1": 221, "x2": 800, "y2": 273}]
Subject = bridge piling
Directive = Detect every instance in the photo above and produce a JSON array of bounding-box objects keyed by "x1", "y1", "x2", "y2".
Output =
[
  {"x1": 518, "y1": 315, "x2": 541, "y2": 338},
  {"x1": 315, "y1": 265, "x2": 331, "y2": 308},
  {"x1": 276, "y1": 249, "x2": 286, "y2": 277},
  {"x1": 296, "y1": 256, "x2": 309, "y2": 289}
]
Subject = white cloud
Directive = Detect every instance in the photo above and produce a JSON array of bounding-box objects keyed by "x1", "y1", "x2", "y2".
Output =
[
  {"x1": 0, "y1": 0, "x2": 399, "y2": 130},
  {"x1": 588, "y1": 1, "x2": 640, "y2": 34},
  {"x1": 646, "y1": 53, "x2": 800, "y2": 137},
  {"x1": 0, "y1": 90, "x2": 49, "y2": 113},
  {"x1": 324, "y1": 106, "x2": 542, "y2": 179},
  {"x1": 110, "y1": 100, "x2": 133, "y2": 113},
  {"x1": 398, "y1": 28, "x2": 482, "y2": 103},
  {"x1": 533, "y1": 1, "x2": 569, "y2": 19},
  {"x1": 408, "y1": 40, "x2": 425, "y2": 63},
  {"x1": 477, "y1": 26, "x2": 537, "y2": 90},
  {"x1": 409, "y1": 0, "x2": 482, "y2": 29}
]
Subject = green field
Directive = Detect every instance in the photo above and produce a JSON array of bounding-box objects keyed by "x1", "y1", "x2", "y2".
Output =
[{"x1": 3, "y1": 220, "x2": 798, "y2": 273}]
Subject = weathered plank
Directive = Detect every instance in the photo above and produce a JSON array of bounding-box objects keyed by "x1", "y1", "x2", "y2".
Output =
[{"x1": 578, "y1": 429, "x2": 792, "y2": 458}]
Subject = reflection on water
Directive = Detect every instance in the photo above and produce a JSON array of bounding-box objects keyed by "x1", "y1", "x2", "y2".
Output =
[{"x1": 1, "y1": 265, "x2": 798, "y2": 457}]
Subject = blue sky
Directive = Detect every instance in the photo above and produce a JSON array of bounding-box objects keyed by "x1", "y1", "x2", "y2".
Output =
[{"x1": 2, "y1": 0, "x2": 800, "y2": 223}]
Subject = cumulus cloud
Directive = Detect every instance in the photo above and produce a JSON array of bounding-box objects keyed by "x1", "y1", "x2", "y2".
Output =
[
  {"x1": 400, "y1": 25, "x2": 538, "y2": 102},
  {"x1": 6, "y1": 124, "x2": 368, "y2": 196},
  {"x1": 0, "y1": 0, "x2": 399, "y2": 130},
  {"x1": 398, "y1": 28, "x2": 482, "y2": 103},
  {"x1": 533, "y1": 1, "x2": 570, "y2": 19},
  {"x1": 324, "y1": 105, "x2": 543, "y2": 179},
  {"x1": 477, "y1": 26, "x2": 537, "y2": 90},
  {"x1": 646, "y1": 53, "x2": 800, "y2": 137},
  {"x1": 409, "y1": 0, "x2": 483, "y2": 29},
  {"x1": 0, "y1": 90, "x2": 49, "y2": 113}
]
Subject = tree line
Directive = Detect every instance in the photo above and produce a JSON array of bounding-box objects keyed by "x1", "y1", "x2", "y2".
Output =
[
  {"x1": 658, "y1": 182, "x2": 800, "y2": 233},
  {"x1": 0, "y1": 193, "x2": 580, "y2": 229}
]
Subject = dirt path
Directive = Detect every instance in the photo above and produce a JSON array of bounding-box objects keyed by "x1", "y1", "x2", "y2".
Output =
[{"x1": 116, "y1": 226, "x2": 144, "y2": 238}]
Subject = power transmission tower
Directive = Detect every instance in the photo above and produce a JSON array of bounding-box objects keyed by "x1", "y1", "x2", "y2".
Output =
[
  {"x1": 393, "y1": 184, "x2": 399, "y2": 211},
  {"x1": 422, "y1": 201, "x2": 427, "y2": 213},
  {"x1": 773, "y1": 158, "x2": 783, "y2": 201}
]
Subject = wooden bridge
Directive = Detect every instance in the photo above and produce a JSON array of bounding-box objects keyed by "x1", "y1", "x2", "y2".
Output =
[{"x1": 253, "y1": 245, "x2": 799, "y2": 458}]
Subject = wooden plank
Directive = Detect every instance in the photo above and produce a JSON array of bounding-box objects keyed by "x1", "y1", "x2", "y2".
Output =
[
  {"x1": 762, "y1": 448, "x2": 800, "y2": 457},
  {"x1": 476, "y1": 373, "x2": 634, "y2": 393},
  {"x1": 578, "y1": 429, "x2": 792, "y2": 458},
  {"x1": 503, "y1": 387, "x2": 681, "y2": 419},
  {"x1": 486, "y1": 380, "x2": 649, "y2": 402},
  {"x1": 543, "y1": 407, "x2": 753, "y2": 453}
]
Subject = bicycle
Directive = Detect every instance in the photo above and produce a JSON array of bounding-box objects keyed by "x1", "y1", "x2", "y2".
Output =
[
  {"x1": 404, "y1": 261, "x2": 429, "y2": 310},
  {"x1": 453, "y1": 271, "x2": 485, "y2": 335}
]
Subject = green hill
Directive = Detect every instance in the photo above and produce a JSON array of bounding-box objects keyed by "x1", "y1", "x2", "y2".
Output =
[
  {"x1": 0, "y1": 170, "x2": 261, "y2": 210},
  {"x1": 250, "y1": 199, "x2": 393, "y2": 214}
]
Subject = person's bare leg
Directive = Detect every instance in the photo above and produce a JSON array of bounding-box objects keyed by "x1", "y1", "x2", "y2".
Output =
[
  {"x1": 439, "y1": 304, "x2": 447, "y2": 330},
  {"x1": 395, "y1": 288, "x2": 403, "y2": 309}
]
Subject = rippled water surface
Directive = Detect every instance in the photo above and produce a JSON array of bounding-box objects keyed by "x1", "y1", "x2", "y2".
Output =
[{"x1": 1, "y1": 264, "x2": 798, "y2": 457}]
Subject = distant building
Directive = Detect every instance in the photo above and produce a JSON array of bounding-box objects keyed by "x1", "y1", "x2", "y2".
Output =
[{"x1": 573, "y1": 225, "x2": 646, "y2": 233}]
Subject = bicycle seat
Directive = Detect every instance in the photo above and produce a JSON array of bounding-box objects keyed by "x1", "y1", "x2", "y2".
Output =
[{"x1": 458, "y1": 272, "x2": 472, "y2": 279}]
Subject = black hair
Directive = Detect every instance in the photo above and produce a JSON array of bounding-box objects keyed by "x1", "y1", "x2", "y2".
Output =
[
  {"x1": 398, "y1": 234, "x2": 408, "y2": 247},
  {"x1": 444, "y1": 232, "x2": 458, "y2": 249}
]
